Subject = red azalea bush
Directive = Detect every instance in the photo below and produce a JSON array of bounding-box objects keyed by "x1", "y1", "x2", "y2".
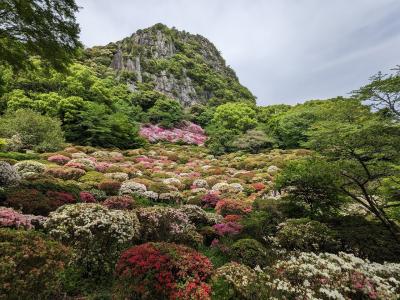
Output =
[
  {"x1": 103, "y1": 195, "x2": 135, "y2": 210},
  {"x1": 98, "y1": 179, "x2": 121, "y2": 195},
  {"x1": 47, "y1": 154, "x2": 71, "y2": 165},
  {"x1": 114, "y1": 242, "x2": 213, "y2": 299},
  {"x1": 224, "y1": 214, "x2": 242, "y2": 223},
  {"x1": 46, "y1": 191, "x2": 76, "y2": 206},
  {"x1": 4, "y1": 188, "x2": 55, "y2": 216},
  {"x1": 252, "y1": 182, "x2": 266, "y2": 191},
  {"x1": 215, "y1": 199, "x2": 252, "y2": 216},
  {"x1": 79, "y1": 191, "x2": 96, "y2": 203},
  {"x1": 201, "y1": 191, "x2": 220, "y2": 208}
]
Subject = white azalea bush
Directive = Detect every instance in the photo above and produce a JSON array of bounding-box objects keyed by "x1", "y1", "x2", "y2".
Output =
[
  {"x1": 0, "y1": 161, "x2": 20, "y2": 187},
  {"x1": 44, "y1": 203, "x2": 140, "y2": 276},
  {"x1": 264, "y1": 252, "x2": 400, "y2": 300},
  {"x1": 137, "y1": 206, "x2": 203, "y2": 247},
  {"x1": 13, "y1": 160, "x2": 45, "y2": 179}
]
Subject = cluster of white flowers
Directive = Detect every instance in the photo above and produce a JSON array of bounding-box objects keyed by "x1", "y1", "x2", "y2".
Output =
[
  {"x1": 265, "y1": 252, "x2": 400, "y2": 300},
  {"x1": 137, "y1": 206, "x2": 202, "y2": 246},
  {"x1": 119, "y1": 180, "x2": 147, "y2": 195},
  {"x1": 178, "y1": 205, "x2": 221, "y2": 226},
  {"x1": 192, "y1": 179, "x2": 209, "y2": 189},
  {"x1": 44, "y1": 203, "x2": 140, "y2": 274},
  {"x1": 212, "y1": 181, "x2": 244, "y2": 193},
  {"x1": 104, "y1": 172, "x2": 129, "y2": 182},
  {"x1": 14, "y1": 160, "x2": 45, "y2": 179},
  {"x1": 213, "y1": 262, "x2": 259, "y2": 299},
  {"x1": 0, "y1": 161, "x2": 20, "y2": 187}
]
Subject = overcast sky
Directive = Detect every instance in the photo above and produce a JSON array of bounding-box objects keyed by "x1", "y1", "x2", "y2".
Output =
[{"x1": 76, "y1": 0, "x2": 400, "y2": 106}]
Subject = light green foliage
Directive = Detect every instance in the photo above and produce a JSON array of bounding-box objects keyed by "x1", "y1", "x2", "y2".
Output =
[
  {"x1": 0, "y1": 109, "x2": 64, "y2": 152},
  {"x1": 211, "y1": 102, "x2": 257, "y2": 133},
  {"x1": 267, "y1": 100, "x2": 334, "y2": 148},
  {"x1": 206, "y1": 102, "x2": 258, "y2": 155},
  {"x1": 0, "y1": 60, "x2": 144, "y2": 149},
  {"x1": 148, "y1": 98, "x2": 184, "y2": 128}
]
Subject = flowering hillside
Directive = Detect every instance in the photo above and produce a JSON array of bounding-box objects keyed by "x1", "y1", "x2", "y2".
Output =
[{"x1": 1, "y1": 143, "x2": 399, "y2": 299}]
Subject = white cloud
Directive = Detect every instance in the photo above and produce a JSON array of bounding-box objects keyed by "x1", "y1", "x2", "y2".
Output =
[{"x1": 76, "y1": 0, "x2": 400, "y2": 105}]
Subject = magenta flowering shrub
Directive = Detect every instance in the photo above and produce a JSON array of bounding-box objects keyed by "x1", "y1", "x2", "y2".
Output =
[
  {"x1": 0, "y1": 207, "x2": 32, "y2": 229},
  {"x1": 213, "y1": 222, "x2": 242, "y2": 237},
  {"x1": 79, "y1": 191, "x2": 96, "y2": 203},
  {"x1": 201, "y1": 192, "x2": 220, "y2": 208},
  {"x1": 47, "y1": 155, "x2": 70, "y2": 165},
  {"x1": 139, "y1": 121, "x2": 207, "y2": 145}
]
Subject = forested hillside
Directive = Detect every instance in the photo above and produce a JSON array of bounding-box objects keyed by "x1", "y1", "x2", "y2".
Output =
[{"x1": 0, "y1": 1, "x2": 399, "y2": 299}]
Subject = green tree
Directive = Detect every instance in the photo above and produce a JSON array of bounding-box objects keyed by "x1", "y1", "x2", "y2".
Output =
[
  {"x1": 0, "y1": 0, "x2": 81, "y2": 70},
  {"x1": 0, "y1": 109, "x2": 64, "y2": 152},
  {"x1": 232, "y1": 129, "x2": 276, "y2": 153},
  {"x1": 147, "y1": 98, "x2": 184, "y2": 128},
  {"x1": 353, "y1": 66, "x2": 400, "y2": 119},
  {"x1": 305, "y1": 99, "x2": 400, "y2": 239},
  {"x1": 211, "y1": 102, "x2": 257, "y2": 133},
  {"x1": 275, "y1": 157, "x2": 342, "y2": 218}
]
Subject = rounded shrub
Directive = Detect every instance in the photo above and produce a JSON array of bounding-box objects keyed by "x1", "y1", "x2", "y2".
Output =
[
  {"x1": 0, "y1": 229, "x2": 71, "y2": 299},
  {"x1": 0, "y1": 161, "x2": 20, "y2": 187},
  {"x1": 114, "y1": 242, "x2": 213, "y2": 299},
  {"x1": 276, "y1": 218, "x2": 339, "y2": 252},
  {"x1": 103, "y1": 195, "x2": 135, "y2": 210},
  {"x1": 230, "y1": 238, "x2": 269, "y2": 268},
  {"x1": 45, "y1": 203, "x2": 140, "y2": 277}
]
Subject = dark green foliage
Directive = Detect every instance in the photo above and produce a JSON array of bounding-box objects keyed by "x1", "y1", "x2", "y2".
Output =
[
  {"x1": 329, "y1": 216, "x2": 400, "y2": 263},
  {"x1": 230, "y1": 238, "x2": 269, "y2": 267},
  {"x1": 148, "y1": 98, "x2": 184, "y2": 128},
  {"x1": 0, "y1": 229, "x2": 72, "y2": 299},
  {"x1": 0, "y1": 0, "x2": 81, "y2": 71},
  {"x1": 232, "y1": 129, "x2": 277, "y2": 153},
  {"x1": 275, "y1": 157, "x2": 342, "y2": 218},
  {"x1": 131, "y1": 89, "x2": 168, "y2": 111}
]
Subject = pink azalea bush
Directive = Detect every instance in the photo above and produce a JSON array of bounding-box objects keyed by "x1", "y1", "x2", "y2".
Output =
[
  {"x1": 213, "y1": 222, "x2": 242, "y2": 237},
  {"x1": 140, "y1": 121, "x2": 207, "y2": 145},
  {"x1": 47, "y1": 154, "x2": 71, "y2": 165},
  {"x1": 0, "y1": 206, "x2": 32, "y2": 229}
]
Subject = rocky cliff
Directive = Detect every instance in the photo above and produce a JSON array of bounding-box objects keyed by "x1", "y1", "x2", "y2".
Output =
[{"x1": 83, "y1": 23, "x2": 255, "y2": 107}]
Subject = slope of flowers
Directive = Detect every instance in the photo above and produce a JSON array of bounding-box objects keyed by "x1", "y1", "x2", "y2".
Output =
[
  {"x1": 1, "y1": 143, "x2": 398, "y2": 299},
  {"x1": 139, "y1": 121, "x2": 207, "y2": 145}
]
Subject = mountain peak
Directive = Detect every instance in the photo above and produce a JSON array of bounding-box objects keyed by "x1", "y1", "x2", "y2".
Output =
[{"x1": 85, "y1": 24, "x2": 255, "y2": 106}]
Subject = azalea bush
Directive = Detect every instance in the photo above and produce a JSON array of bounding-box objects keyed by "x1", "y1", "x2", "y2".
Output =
[
  {"x1": 0, "y1": 207, "x2": 32, "y2": 229},
  {"x1": 0, "y1": 229, "x2": 72, "y2": 299},
  {"x1": 275, "y1": 218, "x2": 340, "y2": 252},
  {"x1": 215, "y1": 199, "x2": 252, "y2": 216},
  {"x1": 114, "y1": 242, "x2": 213, "y2": 299},
  {"x1": 140, "y1": 121, "x2": 207, "y2": 145},
  {"x1": 0, "y1": 161, "x2": 20, "y2": 187},
  {"x1": 137, "y1": 206, "x2": 203, "y2": 247},
  {"x1": 264, "y1": 252, "x2": 400, "y2": 299},
  {"x1": 230, "y1": 238, "x2": 269, "y2": 268},
  {"x1": 45, "y1": 203, "x2": 140, "y2": 278}
]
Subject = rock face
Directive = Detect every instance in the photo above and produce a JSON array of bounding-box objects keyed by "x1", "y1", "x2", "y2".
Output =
[{"x1": 84, "y1": 23, "x2": 255, "y2": 107}]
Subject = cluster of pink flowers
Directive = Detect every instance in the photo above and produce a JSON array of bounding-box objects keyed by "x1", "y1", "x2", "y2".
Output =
[
  {"x1": 139, "y1": 122, "x2": 207, "y2": 145},
  {"x1": 0, "y1": 207, "x2": 32, "y2": 229},
  {"x1": 213, "y1": 222, "x2": 242, "y2": 236},
  {"x1": 47, "y1": 154, "x2": 71, "y2": 165}
]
